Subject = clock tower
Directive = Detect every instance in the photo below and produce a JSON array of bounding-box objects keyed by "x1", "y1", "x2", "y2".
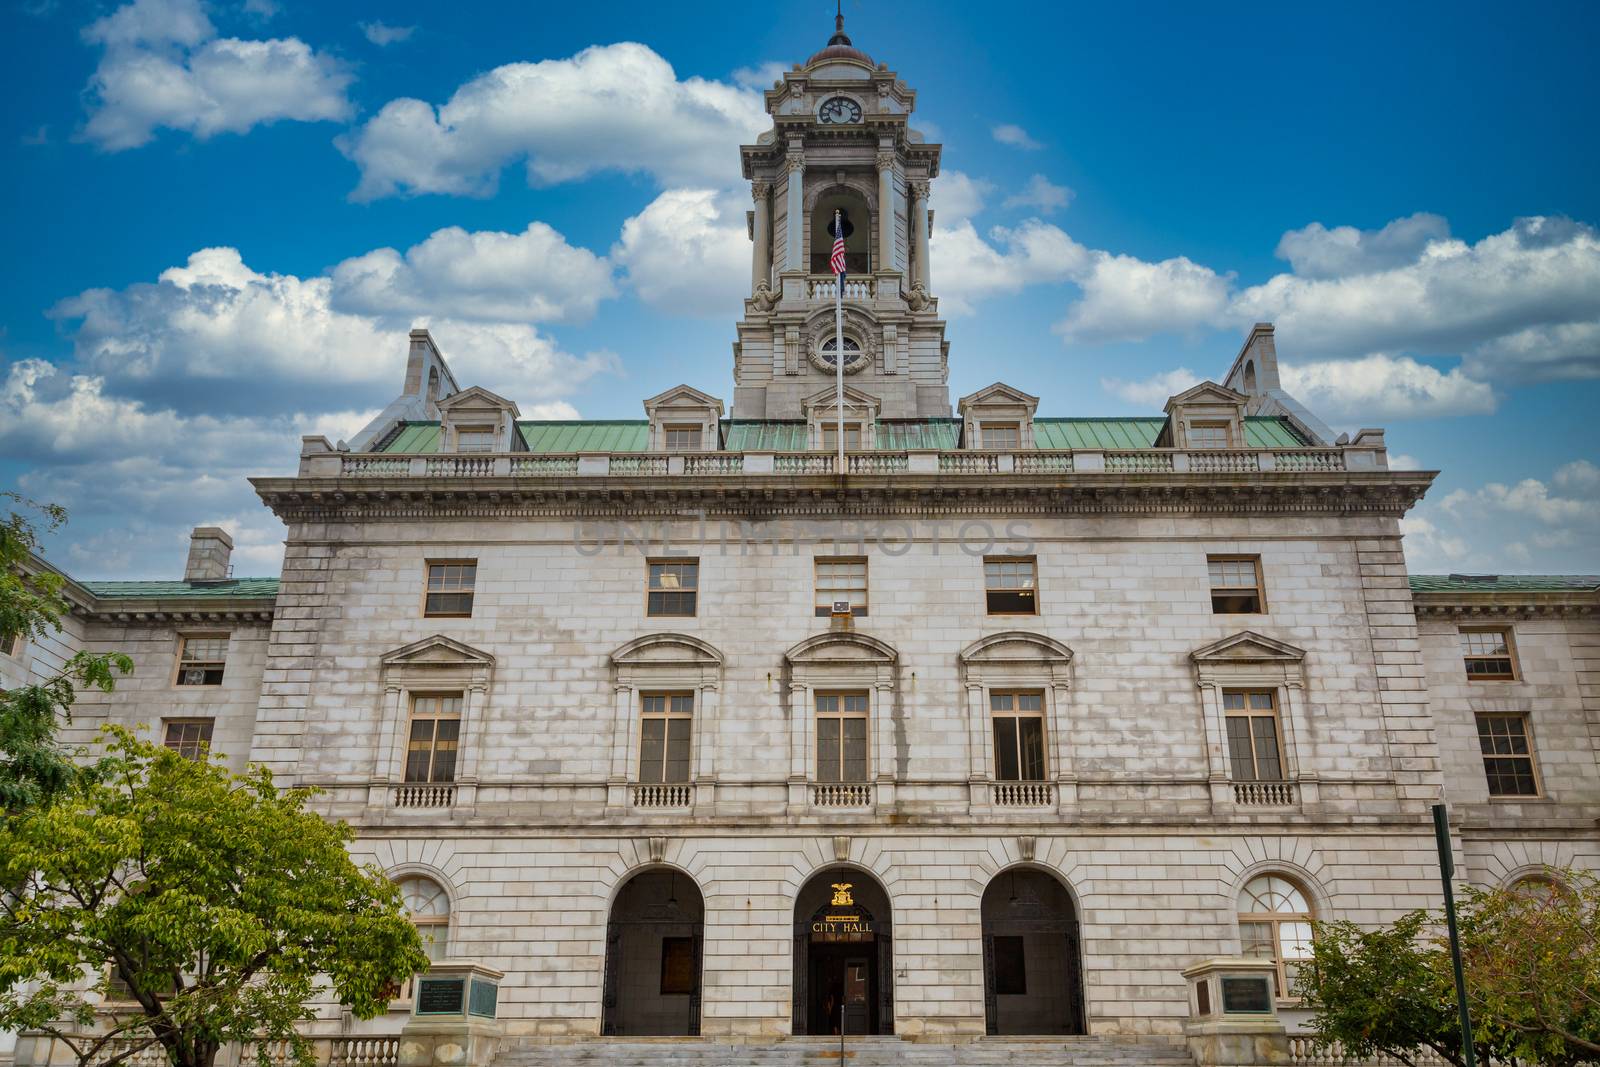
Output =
[{"x1": 732, "y1": 13, "x2": 951, "y2": 429}]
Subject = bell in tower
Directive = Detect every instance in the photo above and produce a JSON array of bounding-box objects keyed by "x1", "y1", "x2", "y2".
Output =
[{"x1": 731, "y1": 12, "x2": 950, "y2": 425}]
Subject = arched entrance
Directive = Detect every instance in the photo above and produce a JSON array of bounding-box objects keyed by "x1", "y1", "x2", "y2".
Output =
[
  {"x1": 602, "y1": 869, "x2": 703, "y2": 1036},
  {"x1": 792, "y1": 867, "x2": 893, "y2": 1035},
  {"x1": 981, "y1": 868, "x2": 1086, "y2": 1035}
]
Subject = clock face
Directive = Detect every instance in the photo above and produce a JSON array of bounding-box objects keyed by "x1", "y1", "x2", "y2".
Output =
[{"x1": 818, "y1": 96, "x2": 863, "y2": 124}]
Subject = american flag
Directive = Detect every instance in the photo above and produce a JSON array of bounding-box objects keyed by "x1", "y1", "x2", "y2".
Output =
[{"x1": 829, "y1": 213, "x2": 847, "y2": 277}]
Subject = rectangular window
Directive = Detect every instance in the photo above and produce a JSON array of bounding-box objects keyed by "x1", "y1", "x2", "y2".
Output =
[
  {"x1": 1224, "y1": 690, "x2": 1284, "y2": 782},
  {"x1": 815, "y1": 557, "x2": 868, "y2": 617},
  {"x1": 424, "y1": 561, "x2": 477, "y2": 618},
  {"x1": 981, "y1": 422, "x2": 1021, "y2": 450},
  {"x1": 660, "y1": 937, "x2": 695, "y2": 995},
  {"x1": 1476, "y1": 713, "x2": 1539, "y2": 797},
  {"x1": 815, "y1": 691, "x2": 869, "y2": 783},
  {"x1": 993, "y1": 935, "x2": 1027, "y2": 995},
  {"x1": 405, "y1": 694, "x2": 462, "y2": 784},
  {"x1": 1189, "y1": 421, "x2": 1231, "y2": 449},
  {"x1": 646, "y1": 560, "x2": 699, "y2": 617},
  {"x1": 174, "y1": 634, "x2": 228, "y2": 686},
  {"x1": 991, "y1": 691, "x2": 1046, "y2": 781},
  {"x1": 1462, "y1": 629, "x2": 1516, "y2": 680},
  {"x1": 1208, "y1": 556, "x2": 1264, "y2": 614},
  {"x1": 821, "y1": 423, "x2": 863, "y2": 452},
  {"x1": 455, "y1": 425, "x2": 495, "y2": 453},
  {"x1": 663, "y1": 424, "x2": 704, "y2": 451},
  {"x1": 639, "y1": 693, "x2": 693, "y2": 784},
  {"x1": 984, "y1": 557, "x2": 1038, "y2": 615},
  {"x1": 1, "y1": 631, "x2": 20, "y2": 658},
  {"x1": 163, "y1": 718, "x2": 215, "y2": 760}
]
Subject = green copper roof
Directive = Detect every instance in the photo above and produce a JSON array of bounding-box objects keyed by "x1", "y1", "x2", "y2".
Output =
[
  {"x1": 80, "y1": 578, "x2": 281, "y2": 599},
  {"x1": 1408, "y1": 574, "x2": 1599, "y2": 593},
  {"x1": 518, "y1": 421, "x2": 649, "y2": 453},
  {"x1": 1033, "y1": 417, "x2": 1308, "y2": 450},
  {"x1": 379, "y1": 415, "x2": 1311, "y2": 454}
]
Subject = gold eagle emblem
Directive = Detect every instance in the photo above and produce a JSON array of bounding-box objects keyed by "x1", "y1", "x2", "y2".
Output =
[{"x1": 830, "y1": 882, "x2": 855, "y2": 906}]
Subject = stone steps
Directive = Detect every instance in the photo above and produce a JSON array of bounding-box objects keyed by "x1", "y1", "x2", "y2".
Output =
[{"x1": 493, "y1": 1035, "x2": 1196, "y2": 1067}]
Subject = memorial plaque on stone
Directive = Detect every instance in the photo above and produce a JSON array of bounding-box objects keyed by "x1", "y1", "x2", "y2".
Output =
[
  {"x1": 416, "y1": 977, "x2": 466, "y2": 1015},
  {"x1": 469, "y1": 978, "x2": 499, "y2": 1018},
  {"x1": 1221, "y1": 975, "x2": 1272, "y2": 1013}
]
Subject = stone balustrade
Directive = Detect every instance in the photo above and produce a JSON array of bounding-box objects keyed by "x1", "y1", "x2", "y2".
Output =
[
  {"x1": 632, "y1": 783, "x2": 692, "y2": 808},
  {"x1": 325, "y1": 446, "x2": 1380, "y2": 480},
  {"x1": 1286, "y1": 1037, "x2": 1447, "y2": 1067},
  {"x1": 992, "y1": 781, "x2": 1055, "y2": 807},
  {"x1": 1232, "y1": 781, "x2": 1296, "y2": 806},
  {"x1": 393, "y1": 784, "x2": 455, "y2": 808},
  {"x1": 811, "y1": 782, "x2": 872, "y2": 807},
  {"x1": 806, "y1": 275, "x2": 877, "y2": 300}
]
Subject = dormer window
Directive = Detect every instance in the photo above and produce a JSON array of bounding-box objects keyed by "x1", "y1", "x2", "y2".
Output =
[
  {"x1": 958, "y1": 384, "x2": 1039, "y2": 451},
  {"x1": 455, "y1": 426, "x2": 495, "y2": 453},
  {"x1": 663, "y1": 424, "x2": 704, "y2": 451},
  {"x1": 1188, "y1": 422, "x2": 1231, "y2": 449},
  {"x1": 981, "y1": 423, "x2": 1021, "y2": 450}
]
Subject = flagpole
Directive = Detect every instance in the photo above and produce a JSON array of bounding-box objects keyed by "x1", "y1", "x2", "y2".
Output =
[{"x1": 835, "y1": 209, "x2": 845, "y2": 476}]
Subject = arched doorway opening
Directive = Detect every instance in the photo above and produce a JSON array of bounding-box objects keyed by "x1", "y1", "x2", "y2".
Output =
[
  {"x1": 792, "y1": 867, "x2": 893, "y2": 1035},
  {"x1": 602, "y1": 869, "x2": 703, "y2": 1036},
  {"x1": 811, "y1": 189, "x2": 871, "y2": 275},
  {"x1": 981, "y1": 867, "x2": 1086, "y2": 1035}
]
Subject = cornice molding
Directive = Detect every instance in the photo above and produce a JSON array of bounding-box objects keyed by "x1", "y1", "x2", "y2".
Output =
[
  {"x1": 1413, "y1": 594, "x2": 1598, "y2": 619},
  {"x1": 251, "y1": 471, "x2": 1432, "y2": 524},
  {"x1": 75, "y1": 602, "x2": 275, "y2": 623}
]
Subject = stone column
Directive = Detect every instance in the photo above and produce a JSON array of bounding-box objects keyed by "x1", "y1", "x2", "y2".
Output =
[
  {"x1": 751, "y1": 180, "x2": 772, "y2": 292},
  {"x1": 876, "y1": 150, "x2": 896, "y2": 272},
  {"x1": 909, "y1": 180, "x2": 931, "y2": 290},
  {"x1": 784, "y1": 151, "x2": 805, "y2": 272}
]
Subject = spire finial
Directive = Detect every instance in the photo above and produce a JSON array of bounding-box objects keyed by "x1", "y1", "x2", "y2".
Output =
[{"x1": 829, "y1": 1, "x2": 851, "y2": 46}]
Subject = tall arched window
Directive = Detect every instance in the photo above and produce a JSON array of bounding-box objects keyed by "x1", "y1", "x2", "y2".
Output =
[
  {"x1": 398, "y1": 875, "x2": 451, "y2": 962},
  {"x1": 1237, "y1": 874, "x2": 1313, "y2": 999}
]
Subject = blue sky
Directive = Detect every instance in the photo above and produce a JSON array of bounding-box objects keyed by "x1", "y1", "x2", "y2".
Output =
[{"x1": 2, "y1": 0, "x2": 1597, "y2": 578}]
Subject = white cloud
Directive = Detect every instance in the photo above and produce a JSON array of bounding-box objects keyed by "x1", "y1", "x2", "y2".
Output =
[
  {"x1": 731, "y1": 61, "x2": 785, "y2": 90},
  {"x1": 339, "y1": 42, "x2": 768, "y2": 200},
  {"x1": 330, "y1": 222, "x2": 615, "y2": 324},
  {"x1": 1554, "y1": 458, "x2": 1600, "y2": 494},
  {"x1": 1408, "y1": 461, "x2": 1600, "y2": 574},
  {"x1": 50, "y1": 246, "x2": 615, "y2": 415},
  {"x1": 1098, "y1": 367, "x2": 1202, "y2": 407},
  {"x1": 1279, "y1": 354, "x2": 1496, "y2": 420},
  {"x1": 360, "y1": 20, "x2": 414, "y2": 46},
  {"x1": 932, "y1": 170, "x2": 992, "y2": 226},
  {"x1": 932, "y1": 219, "x2": 1088, "y2": 316},
  {"x1": 1236, "y1": 216, "x2": 1600, "y2": 382},
  {"x1": 1275, "y1": 213, "x2": 1450, "y2": 278},
  {"x1": 1389, "y1": 453, "x2": 1422, "y2": 470},
  {"x1": 81, "y1": 0, "x2": 352, "y2": 150},
  {"x1": 1462, "y1": 319, "x2": 1600, "y2": 383},
  {"x1": 991, "y1": 123, "x2": 1041, "y2": 150},
  {"x1": 1399, "y1": 515, "x2": 1470, "y2": 571},
  {"x1": 1003, "y1": 174, "x2": 1073, "y2": 214},
  {"x1": 612, "y1": 188, "x2": 752, "y2": 318},
  {"x1": 1055, "y1": 252, "x2": 1234, "y2": 343}
]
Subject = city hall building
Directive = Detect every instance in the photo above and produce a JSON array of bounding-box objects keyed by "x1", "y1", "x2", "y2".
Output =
[{"x1": 5, "y1": 14, "x2": 1598, "y2": 1061}]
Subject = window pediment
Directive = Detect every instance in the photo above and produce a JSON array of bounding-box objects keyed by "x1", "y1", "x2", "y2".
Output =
[
  {"x1": 1191, "y1": 631, "x2": 1305, "y2": 664},
  {"x1": 960, "y1": 631, "x2": 1072, "y2": 667},
  {"x1": 381, "y1": 634, "x2": 496, "y2": 670},
  {"x1": 786, "y1": 631, "x2": 897, "y2": 667},
  {"x1": 611, "y1": 633, "x2": 724, "y2": 669}
]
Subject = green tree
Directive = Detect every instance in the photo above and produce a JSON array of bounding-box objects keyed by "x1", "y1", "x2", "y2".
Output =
[
  {"x1": 0, "y1": 492, "x2": 132, "y2": 811},
  {"x1": 1300, "y1": 870, "x2": 1600, "y2": 1067},
  {"x1": 1456, "y1": 871, "x2": 1600, "y2": 1066},
  {"x1": 0, "y1": 727, "x2": 429, "y2": 1067}
]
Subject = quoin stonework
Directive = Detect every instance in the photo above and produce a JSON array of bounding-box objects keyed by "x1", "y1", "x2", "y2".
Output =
[{"x1": 5, "y1": 13, "x2": 1598, "y2": 1066}]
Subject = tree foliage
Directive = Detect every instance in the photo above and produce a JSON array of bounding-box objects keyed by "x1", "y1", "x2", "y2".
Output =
[
  {"x1": 0, "y1": 727, "x2": 429, "y2": 1067},
  {"x1": 1299, "y1": 869, "x2": 1600, "y2": 1067},
  {"x1": 0, "y1": 492, "x2": 132, "y2": 811}
]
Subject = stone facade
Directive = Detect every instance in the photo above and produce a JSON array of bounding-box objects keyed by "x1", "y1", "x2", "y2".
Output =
[{"x1": 6, "y1": 14, "x2": 1598, "y2": 1062}]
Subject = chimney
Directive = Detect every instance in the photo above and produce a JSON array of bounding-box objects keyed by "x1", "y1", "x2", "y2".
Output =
[{"x1": 184, "y1": 526, "x2": 234, "y2": 583}]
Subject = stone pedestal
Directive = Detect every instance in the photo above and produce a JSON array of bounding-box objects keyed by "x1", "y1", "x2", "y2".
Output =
[
  {"x1": 399, "y1": 962, "x2": 505, "y2": 1067},
  {"x1": 1180, "y1": 958, "x2": 1290, "y2": 1067}
]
